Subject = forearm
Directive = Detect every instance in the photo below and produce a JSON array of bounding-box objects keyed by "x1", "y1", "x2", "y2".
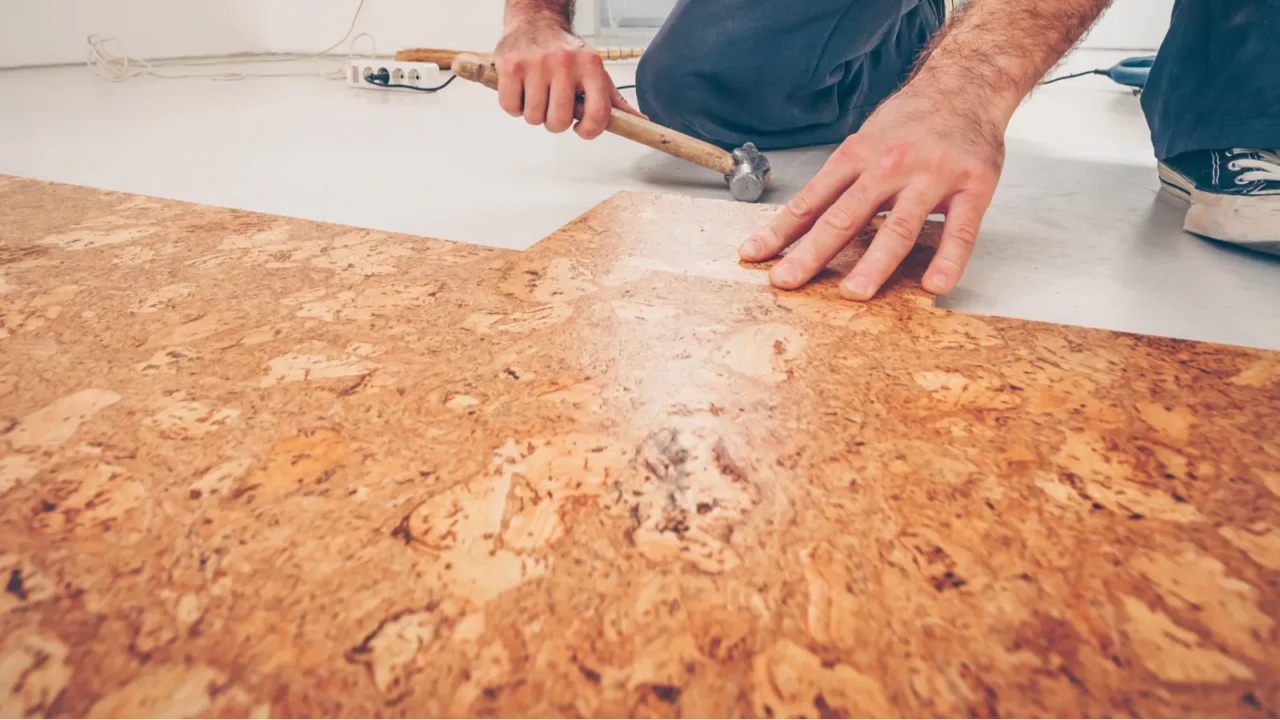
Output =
[
  {"x1": 505, "y1": 0, "x2": 575, "y2": 30},
  {"x1": 910, "y1": 0, "x2": 1112, "y2": 126}
]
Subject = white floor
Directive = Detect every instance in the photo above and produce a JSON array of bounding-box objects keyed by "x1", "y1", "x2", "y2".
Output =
[{"x1": 1, "y1": 51, "x2": 1277, "y2": 350}]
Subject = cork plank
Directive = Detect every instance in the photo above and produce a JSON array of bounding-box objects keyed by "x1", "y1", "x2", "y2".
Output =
[{"x1": 1, "y1": 175, "x2": 1277, "y2": 718}]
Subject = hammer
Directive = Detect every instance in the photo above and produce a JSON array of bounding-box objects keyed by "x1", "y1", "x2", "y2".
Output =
[{"x1": 450, "y1": 53, "x2": 771, "y2": 203}]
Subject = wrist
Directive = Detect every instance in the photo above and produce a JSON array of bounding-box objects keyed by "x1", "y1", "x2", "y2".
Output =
[
  {"x1": 903, "y1": 66, "x2": 1021, "y2": 133},
  {"x1": 503, "y1": 2, "x2": 572, "y2": 34}
]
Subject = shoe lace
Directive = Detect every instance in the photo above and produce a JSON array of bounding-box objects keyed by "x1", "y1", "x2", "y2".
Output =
[{"x1": 1226, "y1": 148, "x2": 1280, "y2": 183}]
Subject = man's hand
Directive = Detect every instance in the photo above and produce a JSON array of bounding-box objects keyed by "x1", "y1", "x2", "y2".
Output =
[
  {"x1": 740, "y1": 0, "x2": 1112, "y2": 300},
  {"x1": 740, "y1": 84, "x2": 1004, "y2": 300},
  {"x1": 494, "y1": 10, "x2": 643, "y2": 140}
]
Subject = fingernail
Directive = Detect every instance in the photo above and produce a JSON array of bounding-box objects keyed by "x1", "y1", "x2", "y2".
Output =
[
  {"x1": 772, "y1": 263, "x2": 800, "y2": 287},
  {"x1": 843, "y1": 275, "x2": 872, "y2": 299},
  {"x1": 740, "y1": 238, "x2": 762, "y2": 259},
  {"x1": 927, "y1": 272, "x2": 950, "y2": 292}
]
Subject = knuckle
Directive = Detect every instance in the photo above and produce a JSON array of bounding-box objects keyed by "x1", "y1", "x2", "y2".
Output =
[
  {"x1": 879, "y1": 144, "x2": 908, "y2": 173},
  {"x1": 844, "y1": 183, "x2": 877, "y2": 213},
  {"x1": 831, "y1": 139, "x2": 864, "y2": 165},
  {"x1": 880, "y1": 213, "x2": 918, "y2": 244},
  {"x1": 964, "y1": 159, "x2": 1003, "y2": 188},
  {"x1": 927, "y1": 153, "x2": 953, "y2": 176},
  {"x1": 546, "y1": 115, "x2": 570, "y2": 133},
  {"x1": 784, "y1": 193, "x2": 815, "y2": 221},
  {"x1": 577, "y1": 50, "x2": 604, "y2": 68},
  {"x1": 546, "y1": 49, "x2": 576, "y2": 69},
  {"x1": 822, "y1": 205, "x2": 858, "y2": 232},
  {"x1": 933, "y1": 256, "x2": 965, "y2": 275},
  {"x1": 754, "y1": 227, "x2": 783, "y2": 251},
  {"x1": 946, "y1": 223, "x2": 979, "y2": 251},
  {"x1": 956, "y1": 166, "x2": 990, "y2": 189}
]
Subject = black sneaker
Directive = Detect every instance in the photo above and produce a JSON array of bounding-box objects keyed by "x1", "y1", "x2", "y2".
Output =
[{"x1": 1158, "y1": 148, "x2": 1280, "y2": 255}]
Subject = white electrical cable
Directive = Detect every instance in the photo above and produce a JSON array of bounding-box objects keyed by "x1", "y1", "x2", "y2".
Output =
[{"x1": 85, "y1": 0, "x2": 377, "y2": 82}]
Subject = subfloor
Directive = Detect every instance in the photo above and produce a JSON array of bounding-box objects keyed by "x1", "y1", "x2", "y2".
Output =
[{"x1": 0, "y1": 49, "x2": 1276, "y2": 349}]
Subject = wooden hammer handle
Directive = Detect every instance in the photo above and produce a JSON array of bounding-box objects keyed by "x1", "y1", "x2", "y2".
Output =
[
  {"x1": 396, "y1": 47, "x2": 643, "y2": 66},
  {"x1": 451, "y1": 53, "x2": 735, "y2": 176}
]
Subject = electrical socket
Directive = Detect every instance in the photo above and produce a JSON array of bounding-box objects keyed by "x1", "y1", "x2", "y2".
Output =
[{"x1": 346, "y1": 60, "x2": 445, "y2": 92}]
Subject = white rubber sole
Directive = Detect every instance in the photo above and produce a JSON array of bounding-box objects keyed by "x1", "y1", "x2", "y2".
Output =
[
  {"x1": 1157, "y1": 163, "x2": 1280, "y2": 256},
  {"x1": 1156, "y1": 162, "x2": 1193, "y2": 202}
]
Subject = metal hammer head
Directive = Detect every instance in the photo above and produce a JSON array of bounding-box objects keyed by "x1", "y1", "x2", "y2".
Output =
[{"x1": 724, "y1": 142, "x2": 771, "y2": 203}]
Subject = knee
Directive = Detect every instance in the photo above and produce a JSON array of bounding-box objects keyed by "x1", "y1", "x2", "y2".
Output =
[
  {"x1": 634, "y1": 43, "x2": 693, "y2": 131},
  {"x1": 635, "y1": 38, "x2": 747, "y2": 147}
]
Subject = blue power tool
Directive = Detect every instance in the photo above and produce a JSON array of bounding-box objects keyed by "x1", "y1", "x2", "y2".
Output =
[
  {"x1": 1106, "y1": 55, "x2": 1155, "y2": 88},
  {"x1": 1042, "y1": 55, "x2": 1155, "y2": 92}
]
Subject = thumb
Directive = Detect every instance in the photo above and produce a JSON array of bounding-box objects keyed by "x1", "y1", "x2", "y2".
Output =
[{"x1": 611, "y1": 87, "x2": 649, "y2": 120}]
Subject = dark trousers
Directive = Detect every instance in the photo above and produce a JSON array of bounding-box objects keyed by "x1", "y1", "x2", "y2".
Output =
[
  {"x1": 1142, "y1": 0, "x2": 1280, "y2": 159},
  {"x1": 636, "y1": 0, "x2": 1280, "y2": 160},
  {"x1": 636, "y1": 0, "x2": 940, "y2": 150}
]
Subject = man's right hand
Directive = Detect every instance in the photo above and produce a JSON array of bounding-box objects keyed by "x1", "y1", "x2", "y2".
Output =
[{"x1": 493, "y1": 18, "x2": 644, "y2": 140}]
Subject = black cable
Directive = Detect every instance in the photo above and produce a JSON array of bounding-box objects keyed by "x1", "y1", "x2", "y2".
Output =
[
  {"x1": 365, "y1": 69, "x2": 458, "y2": 92},
  {"x1": 362, "y1": 67, "x2": 1097, "y2": 96},
  {"x1": 364, "y1": 66, "x2": 629, "y2": 94},
  {"x1": 1039, "y1": 69, "x2": 1106, "y2": 85}
]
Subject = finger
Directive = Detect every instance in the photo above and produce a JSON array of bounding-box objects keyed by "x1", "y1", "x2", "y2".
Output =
[
  {"x1": 922, "y1": 190, "x2": 991, "y2": 294},
  {"x1": 574, "y1": 58, "x2": 613, "y2": 139},
  {"x1": 740, "y1": 141, "x2": 867, "y2": 263},
  {"x1": 769, "y1": 175, "x2": 899, "y2": 290},
  {"x1": 545, "y1": 68, "x2": 576, "y2": 134},
  {"x1": 497, "y1": 59, "x2": 525, "y2": 117},
  {"x1": 522, "y1": 67, "x2": 549, "y2": 126},
  {"x1": 841, "y1": 185, "x2": 944, "y2": 300}
]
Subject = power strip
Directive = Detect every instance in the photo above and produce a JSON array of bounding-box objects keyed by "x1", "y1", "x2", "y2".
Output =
[{"x1": 346, "y1": 59, "x2": 445, "y2": 92}]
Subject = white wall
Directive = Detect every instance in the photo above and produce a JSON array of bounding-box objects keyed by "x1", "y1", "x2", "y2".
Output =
[
  {"x1": 0, "y1": 0, "x2": 1172, "y2": 69},
  {"x1": 1082, "y1": 0, "x2": 1174, "y2": 49},
  {"x1": 260, "y1": 1, "x2": 502, "y2": 57},
  {"x1": 0, "y1": 0, "x2": 269, "y2": 68},
  {"x1": 0, "y1": 0, "x2": 502, "y2": 69}
]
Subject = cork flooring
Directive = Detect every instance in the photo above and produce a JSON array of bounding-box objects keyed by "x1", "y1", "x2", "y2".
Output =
[{"x1": 1, "y1": 174, "x2": 1278, "y2": 718}]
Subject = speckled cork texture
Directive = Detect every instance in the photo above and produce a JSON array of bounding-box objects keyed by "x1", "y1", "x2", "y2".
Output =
[{"x1": 2, "y1": 174, "x2": 1278, "y2": 718}]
